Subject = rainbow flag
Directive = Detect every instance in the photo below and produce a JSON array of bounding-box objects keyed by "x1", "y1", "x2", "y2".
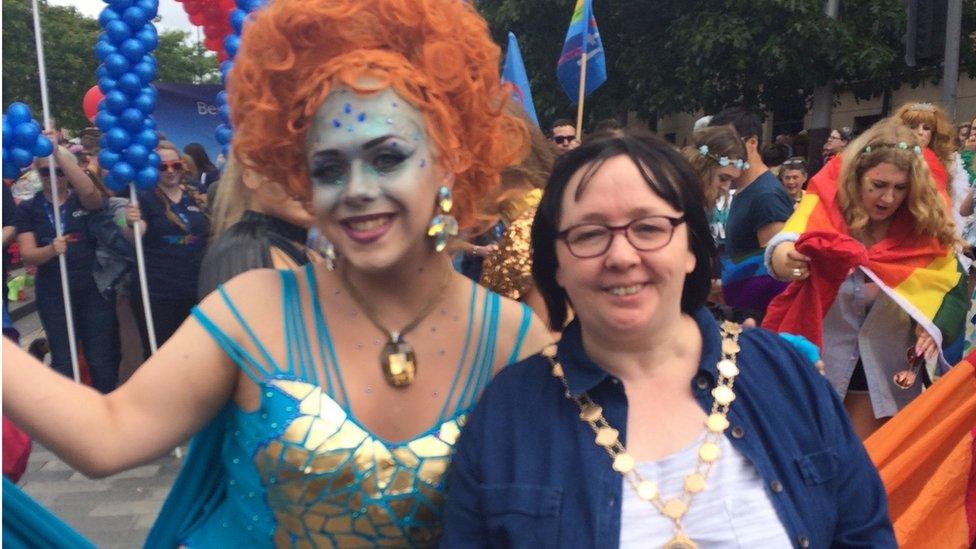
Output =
[
  {"x1": 556, "y1": 0, "x2": 607, "y2": 103},
  {"x1": 865, "y1": 349, "x2": 976, "y2": 548},
  {"x1": 763, "y1": 152, "x2": 968, "y2": 370}
]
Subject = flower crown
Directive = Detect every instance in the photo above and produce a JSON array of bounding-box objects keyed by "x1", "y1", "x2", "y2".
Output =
[
  {"x1": 697, "y1": 145, "x2": 748, "y2": 170},
  {"x1": 862, "y1": 142, "x2": 923, "y2": 156}
]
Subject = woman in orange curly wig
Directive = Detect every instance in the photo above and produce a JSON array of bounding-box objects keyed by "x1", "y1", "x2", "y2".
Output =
[
  {"x1": 2, "y1": 0, "x2": 549, "y2": 546},
  {"x1": 893, "y1": 101, "x2": 972, "y2": 239}
]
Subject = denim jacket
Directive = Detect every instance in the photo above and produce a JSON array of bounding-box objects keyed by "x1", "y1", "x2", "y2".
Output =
[{"x1": 442, "y1": 308, "x2": 895, "y2": 548}]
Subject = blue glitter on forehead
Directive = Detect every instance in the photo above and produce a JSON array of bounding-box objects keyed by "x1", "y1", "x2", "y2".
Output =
[
  {"x1": 392, "y1": 102, "x2": 398, "y2": 108},
  {"x1": 357, "y1": 112, "x2": 366, "y2": 123},
  {"x1": 419, "y1": 158, "x2": 427, "y2": 168},
  {"x1": 344, "y1": 103, "x2": 352, "y2": 114},
  {"x1": 332, "y1": 119, "x2": 342, "y2": 128}
]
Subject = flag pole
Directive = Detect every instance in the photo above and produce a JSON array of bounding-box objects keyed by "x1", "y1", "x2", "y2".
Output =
[
  {"x1": 575, "y1": 51, "x2": 588, "y2": 141},
  {"x1": 31, "y1": 0, "x2": 81, "y2": 383},
  {"x1": 129, "y1": 184, "x2": 158, "y2": 354}
]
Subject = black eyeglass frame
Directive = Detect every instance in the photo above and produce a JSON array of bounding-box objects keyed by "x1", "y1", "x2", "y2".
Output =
[{"x1": 556, "y1": 215, "x2": 686, "y2": 258}]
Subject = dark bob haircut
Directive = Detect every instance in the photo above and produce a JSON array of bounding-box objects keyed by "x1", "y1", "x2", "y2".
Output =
[{"x1": 531, "y1": 133, "x2": 717, "y2": 331}]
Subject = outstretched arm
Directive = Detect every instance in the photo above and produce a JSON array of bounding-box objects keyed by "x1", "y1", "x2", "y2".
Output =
[{"x1": 1, "y1": 275, "x2": 266, "y2": 477}]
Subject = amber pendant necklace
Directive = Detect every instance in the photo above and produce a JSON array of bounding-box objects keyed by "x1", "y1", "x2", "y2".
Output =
[
  {"x1": 338, "y1": 264, "x2": 453, "y2": 388},
  {"x1": 542, "y1": 320, "x2": 743, "y2": 549}
]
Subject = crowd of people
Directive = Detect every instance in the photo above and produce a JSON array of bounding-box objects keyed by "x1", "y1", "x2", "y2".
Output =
[{"x1": 2, "y1": 0, "x2": 976, "y2": 546}]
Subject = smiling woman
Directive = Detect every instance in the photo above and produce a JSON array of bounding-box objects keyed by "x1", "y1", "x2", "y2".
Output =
[
  {"x1": 2, "y1": 0, "x2": 550, "y2": 547},
  {"x1": 443, "y1": 134, "x2": 896, "y2": 548}
]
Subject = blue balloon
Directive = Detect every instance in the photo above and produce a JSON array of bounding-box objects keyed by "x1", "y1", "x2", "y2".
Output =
[
  {"x1": 218, "y1": 104, "x2": 231, "y2": 124},
  {"x1": 104, "y1": 20, "x2": 131, "y2": 44},
  {"x1": 135, "y1": 26, "x2": 157, "y2": 50},
  {"x1": 120, "y1": 39, "x2": 146, "y2": 63},
  {"x1": 98, "y1": 76, "x2": 118, "y2": 92},
  {"x1": 132, "y1": 91, "x2": 155, "y2": 115},
  {"x1": 104, "y1": 52, "x2": 130, "y2": 78},
  {"x1": 94, "y1": 38, "x2": 116, "y2": 61},
  {"x1": 96, "y1": 111, "x2": 118, "y2": 132},
  {"x1": 132, "y1": 61, "x2": 156, "y2": 85},
  {"x1": 121, "y1": 6, "x2": 147, "y2": 27},
  {"x1": 134, "y1": 166, "x2": 158, "y2": 190},
  {"x1": 2, "y1": 118, "x2": 11, "y2": 143},
  {"x1": 99, "y1": 135, "x2": 111, "y2": 150},
  {"x1": 231, "y1": 9, "x2": 246, "y2": 34},
  {"x1": 4, "y1": 162, "x2": 20, "y2": 180},
  {"x1": 10, "y1": 148, "x2": 33, "y2": 168},
  {"x1": 239, "y1": 0, "x2": 264, "y2": 13},
  {"x1": 143, "y1": 117, "x2": 156, "y2": 129},
  {"x1": 135, "y1": 0, "x2": 158, "y2": 15},
  {"x1": 102, "y1": 172, "x2": 124, "y2": 192},
  {"x1": 134, "y1": 129, "x2": 157, "y2": 150},
  {"x1": 224, "y1": 35, "x2": 240, "y2": 58},
  {"x1": 103, "y1": 90, "x2": 129, "y2": 114},
  {"x1": 117, "y1": 72, "x2": 142, "y2": 95},
  {"x1": 107, "y1": 0, "x2": 134, "y2": 10},
  {"x1": 96, "y1": 65, "x2": 109, "y2": 79},
  {"x1": 147, "y1": 151, "x2": 160, "y2": 167},
  {"x1": 220, "y1": 61, "x2": 234, "y2": 83},
  {"x1": 110, "y1": 161, "x2": 135, "y2": 184},
  {"x1": 118, "y1": 108, "x2": 144, "y2": 132},
  {"x1": 98, "y1": 7, "x2": 120, "y2": 27},
  {"x1": 6, "y1": 103, "x2": 32, "y2": 125},
  {"x1": 124, "y1": 143, "x2": 150, "y2": 166},
  {"x1": 106, "y1": 127, "x2": 132, "y2": 150},
  {"x1": 32, "y1": 135, "x2": 53, "y2": 157},
  {"x1": 98, "y1": 149, "x2": 121, "y2": 169},
  {"x1": 216, "y1": 125, "x2": 233, "y2": 146},
  {"x1": 216, "y1": 90, "x2": 228, "y2": 105},
  {"x1": 13, "y1": 122, "x2": 39, "y2": 148}
]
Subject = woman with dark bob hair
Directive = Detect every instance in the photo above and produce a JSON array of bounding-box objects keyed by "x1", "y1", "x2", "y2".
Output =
[{"x1": 442, "y1": 134, "x2": 895, "y2": 547}]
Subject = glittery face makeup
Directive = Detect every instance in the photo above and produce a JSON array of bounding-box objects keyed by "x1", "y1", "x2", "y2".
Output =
[{"x1": 305, "y1": 86, "x2": 444, "y2": 271}]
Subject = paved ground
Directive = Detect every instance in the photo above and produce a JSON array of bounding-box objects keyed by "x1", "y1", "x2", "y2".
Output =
[{"x1": 12, "y1": 306, "x2": 182, "y2": 547}]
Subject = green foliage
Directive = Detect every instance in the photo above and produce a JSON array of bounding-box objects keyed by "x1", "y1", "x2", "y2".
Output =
[
  {"x1": 2, "y1": 0, "x2": 100, "y2": 130},
  {"x1": 478, "y1": 0, "x2": 976, "y2": 129},
  {"x1": 2, "y1": 0, "x2": 219, "y2": 132}
]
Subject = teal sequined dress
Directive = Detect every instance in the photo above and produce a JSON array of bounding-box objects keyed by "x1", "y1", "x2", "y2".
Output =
[{"x1": 147, "y1": 264, "x2": 533, "y2": 547}]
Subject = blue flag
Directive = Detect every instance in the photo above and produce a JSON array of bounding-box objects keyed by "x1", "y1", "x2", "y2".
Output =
[
  {"x1": 556, "y1": 0, "x2": 607, "y2": 103},
  {"x1": 501, "y1": 32, "x2": 540, "y2": 127}
]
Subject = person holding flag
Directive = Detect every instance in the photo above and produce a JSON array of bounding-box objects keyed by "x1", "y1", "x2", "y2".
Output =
[{"x1": 556, "y1": 0, "x2": 607, "y2": 139}]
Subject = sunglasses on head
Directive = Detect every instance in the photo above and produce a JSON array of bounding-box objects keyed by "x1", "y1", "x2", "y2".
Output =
[
  {"x1": 39, "y1": 168, "x2": 65, "y2": 178},
  {"x1": 782, "y1": 158, "x2": 806, "y2": 167},
  {"x1": 160, "y1": 161, "x2": 184, "y2": 172},
  {"x1": 552, "y1": 135, "x2": 574, "y2": 144}
]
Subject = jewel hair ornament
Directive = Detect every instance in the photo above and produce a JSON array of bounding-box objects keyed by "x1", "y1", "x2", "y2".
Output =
[
  {"x1": 697, "y1": 145, "x2": 747, "y2": 170},
  {"x1": 427, "y1": 185, "x2": 458, "y2": 252},
  {"x1": 907, "y1": 103, "x2": 937, "y2": 112},
  {"x1": 862, "y1": 142, "x2": 923, "y2": 156}
]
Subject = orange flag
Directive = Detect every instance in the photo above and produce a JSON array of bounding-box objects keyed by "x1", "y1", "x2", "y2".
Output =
[{"x1": 864, "y1": 350, "x2": 976, "y2": 548}]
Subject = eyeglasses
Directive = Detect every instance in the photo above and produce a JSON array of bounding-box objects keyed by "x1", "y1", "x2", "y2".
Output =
[
  {"x1": 552, "y1": 135, "x2": 575, "y2": 145},
  {"x1": 557, "y1": 215, "x2": 685, "y2": 258},
  {"x1": 39, "y1": 168, "x2": 65, "y2": 179},
  {"x1": 160, "y1": 161, "x2": 184, "y2": 172}
]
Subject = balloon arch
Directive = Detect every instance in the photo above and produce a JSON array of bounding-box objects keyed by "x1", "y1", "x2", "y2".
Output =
[{"x1": 83, "y1": 0, "x2": 265, "y2": 193}]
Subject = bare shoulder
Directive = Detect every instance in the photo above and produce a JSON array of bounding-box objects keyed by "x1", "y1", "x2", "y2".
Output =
[
  {"x1": 492, "y1": 289, "x2": 552, "y2": 366},
  {"x1": 196, "y1": 267, "x2": 286, "y2": 328}
]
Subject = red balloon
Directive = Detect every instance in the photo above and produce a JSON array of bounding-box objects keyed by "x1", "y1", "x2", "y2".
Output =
[{"x1": 82, "y1": 85, "x2": 104, "y2": 123}]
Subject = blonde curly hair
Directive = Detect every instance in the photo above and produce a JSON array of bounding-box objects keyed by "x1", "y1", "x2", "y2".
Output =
[
  {"x1": 837, "y1": 119, "x2": 957, "y2": 247},
  {"x1": 228, "y1": 0, "x2": 528, "y2": 229}
]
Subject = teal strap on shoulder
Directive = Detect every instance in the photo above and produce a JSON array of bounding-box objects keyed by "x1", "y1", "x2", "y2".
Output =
[
  {"x1": 456, "y1": 290, "x2": 500, "y2": 412},
  {"x1": 435, "y1": 280, "x2": 478, "y2": 423},
  {"x1": 191, "y1": 287, "x2": 278, "y2": 385},
  {"x1": 506, "y1": 302, "x2": 534, "y2": 365},
  {"x1": 281, "y1": 269, "x2": 315, "y2": 383},
  {"x1": 305, "y1": 263, "x2": 344, "y2": 401}
]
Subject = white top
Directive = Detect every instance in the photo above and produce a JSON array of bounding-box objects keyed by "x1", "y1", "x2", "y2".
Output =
[{"x1": 619, "y1": 433, "x2": 791, "y2": 548}]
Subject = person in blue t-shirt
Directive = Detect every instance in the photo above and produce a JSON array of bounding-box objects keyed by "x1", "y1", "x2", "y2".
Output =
[
  {"x1": 12, "y1": 146, "x2": 120, "y2": 393},
  {"x1": 125, "y1": 141, "x2": 210, "y2": 355},
  {"x1": 709, "y1": 107, "x2": 794, "y2": 320}
]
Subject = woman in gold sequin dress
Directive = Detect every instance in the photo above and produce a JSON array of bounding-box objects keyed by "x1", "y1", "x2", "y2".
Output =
[{"x1": 2, "y1": 1, "x2": 549, "y2": 546}]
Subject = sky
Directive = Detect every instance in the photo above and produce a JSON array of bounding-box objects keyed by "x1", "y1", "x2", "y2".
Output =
[{"x1": 47, "y1": 0, "x2": 196, "y2": 36}]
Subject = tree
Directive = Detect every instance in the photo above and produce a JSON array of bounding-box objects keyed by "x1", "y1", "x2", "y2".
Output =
[
  {"x1": 2, "y1": 0, "x2": 220, "y2": 132},
  {"x1": 2, "y1": 0, "x2": 101, "y2": 130},
  {"x1": 478, "y1": 0, "x2": 976, "y2": 129},
  {"x1": 156, "y1": 30, "x2": 221, "y2": 86}
]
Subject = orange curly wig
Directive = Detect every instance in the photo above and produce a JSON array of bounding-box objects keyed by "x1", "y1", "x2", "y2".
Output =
[
  {"x1": 893, "y1": 102, "x2": 955, "y2": 167},
  {"x1": 228, "y1": 0, "x2": 529, "y2": 229}
]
